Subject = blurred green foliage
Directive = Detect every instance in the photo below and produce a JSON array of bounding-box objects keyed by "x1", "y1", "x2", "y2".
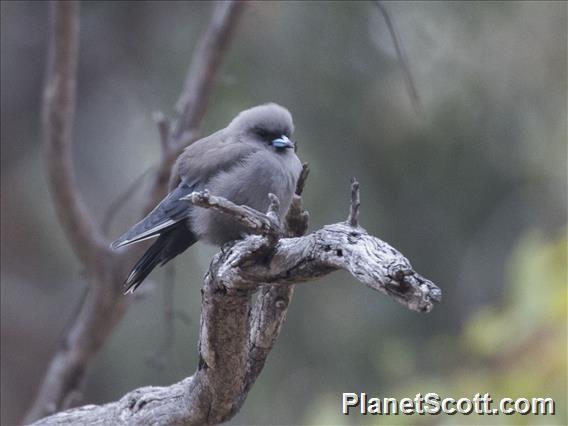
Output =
[{"x1": 307, "y1": 231, "x2": 567, "y2": 425}]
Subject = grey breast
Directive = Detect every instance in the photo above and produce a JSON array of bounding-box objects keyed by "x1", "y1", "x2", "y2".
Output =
[{"x1": 190, "y1": 148, "x2": 302, "y2": 245}]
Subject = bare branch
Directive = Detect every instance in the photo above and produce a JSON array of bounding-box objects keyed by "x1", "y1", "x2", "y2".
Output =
[
  {"x1": 173, "y1": 1, "x2": 245, "y2": 141},
  {"x1": 31, "y1": 377, "x2": 195, "y2": 426},
  {"x1": 347, "y1": 177, "x2": 361, "y2": 226},
  {"x1": 23, "y1": 270, "x2": 128, "y2": 424},
  {"x1": 144, "y1": 0, "x2": 245, "y2": 214},
  {"x1": 101, "y1": 167, "x2": 155, "y2": 236},
  {"x1": 43, "y1": 0, "x2": 108, "y2": 267},
  {"x1": 237, "y1": 164, "x2": 310, "y2": 401},
  {"x1": 295, "y1": 162, "x2": 310, "y2": 196},
  {"x1": 284, "y1": 163, "x2": 310, "y2": 237},
  {"x1": 182, "y1": 190, "x2": 281, "y2": 238},
  {"x1": 237, "y1": 283, "x2": 295, "y2": 409},
  {"x1": 152, "y1": 110, "x2": 171, "y2": 154},
  {"x1": 32, "y1": 181, "x2": 440, "y2": 425},
  {"x1": 372, "y1": 1, "x2": 422, "y2": 114},
  {"x1": 212, "y1": 229, "x2": 441, "y2": 312},
  {"x1": 24, "y1": 3, "x2": 125, "y2": 421},
  {"x1": 266, "y1": 193, "x2": 281, "y2": 224}
]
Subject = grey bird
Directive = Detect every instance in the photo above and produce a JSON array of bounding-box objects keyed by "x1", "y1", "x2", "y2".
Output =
[{"x1": 111, "y1": 103, "x2": 302, "y2": 294}]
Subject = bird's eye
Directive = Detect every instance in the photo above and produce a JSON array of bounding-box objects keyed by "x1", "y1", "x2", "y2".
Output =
[{"x1": 254, "y1": 127, "x2": 279, "y2": 142}]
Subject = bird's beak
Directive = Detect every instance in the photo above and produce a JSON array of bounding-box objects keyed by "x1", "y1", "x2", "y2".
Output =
[{"x1": 272, "y1": 135, "x2": 295, "y2": 149}]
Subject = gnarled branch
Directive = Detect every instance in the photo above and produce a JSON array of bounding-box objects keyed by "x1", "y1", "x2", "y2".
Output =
[{"x1": 32, "y1": 181, "x2": 440, "y2": 425}]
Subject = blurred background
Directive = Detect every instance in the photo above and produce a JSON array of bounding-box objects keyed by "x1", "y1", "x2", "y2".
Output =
[{"x1": 1, "y1": 1, "x2": 566, "y2": 425}]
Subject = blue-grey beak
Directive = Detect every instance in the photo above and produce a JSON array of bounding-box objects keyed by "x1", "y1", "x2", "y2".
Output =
[{"x1": 271, "y1": 135, "x2": 294, "y2": 149}]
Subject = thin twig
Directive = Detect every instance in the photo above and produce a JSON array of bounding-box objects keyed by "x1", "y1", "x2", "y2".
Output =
[
  {"x1": 153, "y1": 111, "x2": 171, "y2": 155},
  {"x1": 102, "y1": 109, "x2": 168, "y2": 235},
  {"x1": 284, "y1": 163, "x2": 310, "y2": 237},
  {"x1": 182, "y1": 190, "x2": 281, "y2": 238},
  {"x1": 101, "y1": 167, "x2": 155, "y2": 236},
  {"x1": 347, "y1": 177, "x2": 361, "y2": 227},
  {"x1": 173, "y1": 1, "x2": 245, "y2": 141},
  {"x1": 373, "y1": 1, "x2": 422, "y2": 114},
  {"x1": 295, "y1": 162, "x2": 310, "y2": 196}
]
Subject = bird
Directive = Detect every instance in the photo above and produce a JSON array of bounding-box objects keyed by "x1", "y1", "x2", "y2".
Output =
[{"x1": 111, "y1": 103, "x2": 303, "y2": 294}]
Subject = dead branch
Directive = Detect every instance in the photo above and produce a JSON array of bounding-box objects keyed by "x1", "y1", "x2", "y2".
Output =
[
  {"x1": 347, "y1": 177, "x2": 361, "y2": 226},
  {"x1": 237, "y1": 162, "x2": 310, "y2": 404},
  {"x1": 24, "y1": 1, "x2": 244, "y2": 423},
  {"x1": 32, "y1": 181, "x2": 441, "y2": 425},
  {"x1": 150, "y1": 110, "x2": 172, "y2": 155},
  {"x1": 182, "y1": 190, "x2": 282, "y2": 238}
]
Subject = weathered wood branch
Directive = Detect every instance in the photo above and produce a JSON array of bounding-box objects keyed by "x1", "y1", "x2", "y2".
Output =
[
  {"x1": 347, "y1": 177, "x2": 361, "y2": 226},
  {"x1": 182, "y1": 190, "x2": 282, "y2": 238},
  {"x1": 24, "y1": 2, "x2": 244, "y2": 423},
  {"x1": 32, "y1": 181, "x2": 441, "y2": 425},
  {"x1": 235, "y1": 162, "x2": 309, "y2": 410}
]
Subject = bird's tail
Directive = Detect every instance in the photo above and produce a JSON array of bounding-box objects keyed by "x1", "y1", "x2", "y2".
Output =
[
  {"x1": 124, "y1": 237, "x2": 167, "y2": 294},
  {"x1": 123, "y1": 224, "x2": 197, "y2": 294}
]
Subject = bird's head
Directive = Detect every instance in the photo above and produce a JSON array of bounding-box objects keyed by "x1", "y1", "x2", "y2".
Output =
[{"x1": 229, "y1": 103, "x2": 296, "y2": 152}]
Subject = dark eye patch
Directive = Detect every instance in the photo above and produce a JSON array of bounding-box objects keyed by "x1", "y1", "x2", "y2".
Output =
[{"x1": 253, "y1": 126, "x2": 282, "y2": 142}]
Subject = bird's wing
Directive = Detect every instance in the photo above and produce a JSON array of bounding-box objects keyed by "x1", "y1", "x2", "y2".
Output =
[
  {"x1": 169, "y1": 130, "x2": 261, "y2": 190},
  {"x1": 112, "y1": 132, "x2": 260, "y2": 249},
  {"x1": 110, "y1": 178, "x2": 195, "y2": 249},
  {"x1": 122, "y1": 222, "x2": 197, "y2": 294}
]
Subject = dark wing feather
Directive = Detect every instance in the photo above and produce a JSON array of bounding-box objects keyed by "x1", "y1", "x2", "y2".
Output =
[
  {"x1": 111, "y1": 178, "x2": 195, "y2": 249},
  {"x1": 123, "y1": 223, "x2": 197, "y2": 294}
]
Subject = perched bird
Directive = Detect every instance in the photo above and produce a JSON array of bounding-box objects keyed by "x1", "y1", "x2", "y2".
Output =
[{"x1": 111, "y1": 103, "x2": 302, "y2": 294}]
